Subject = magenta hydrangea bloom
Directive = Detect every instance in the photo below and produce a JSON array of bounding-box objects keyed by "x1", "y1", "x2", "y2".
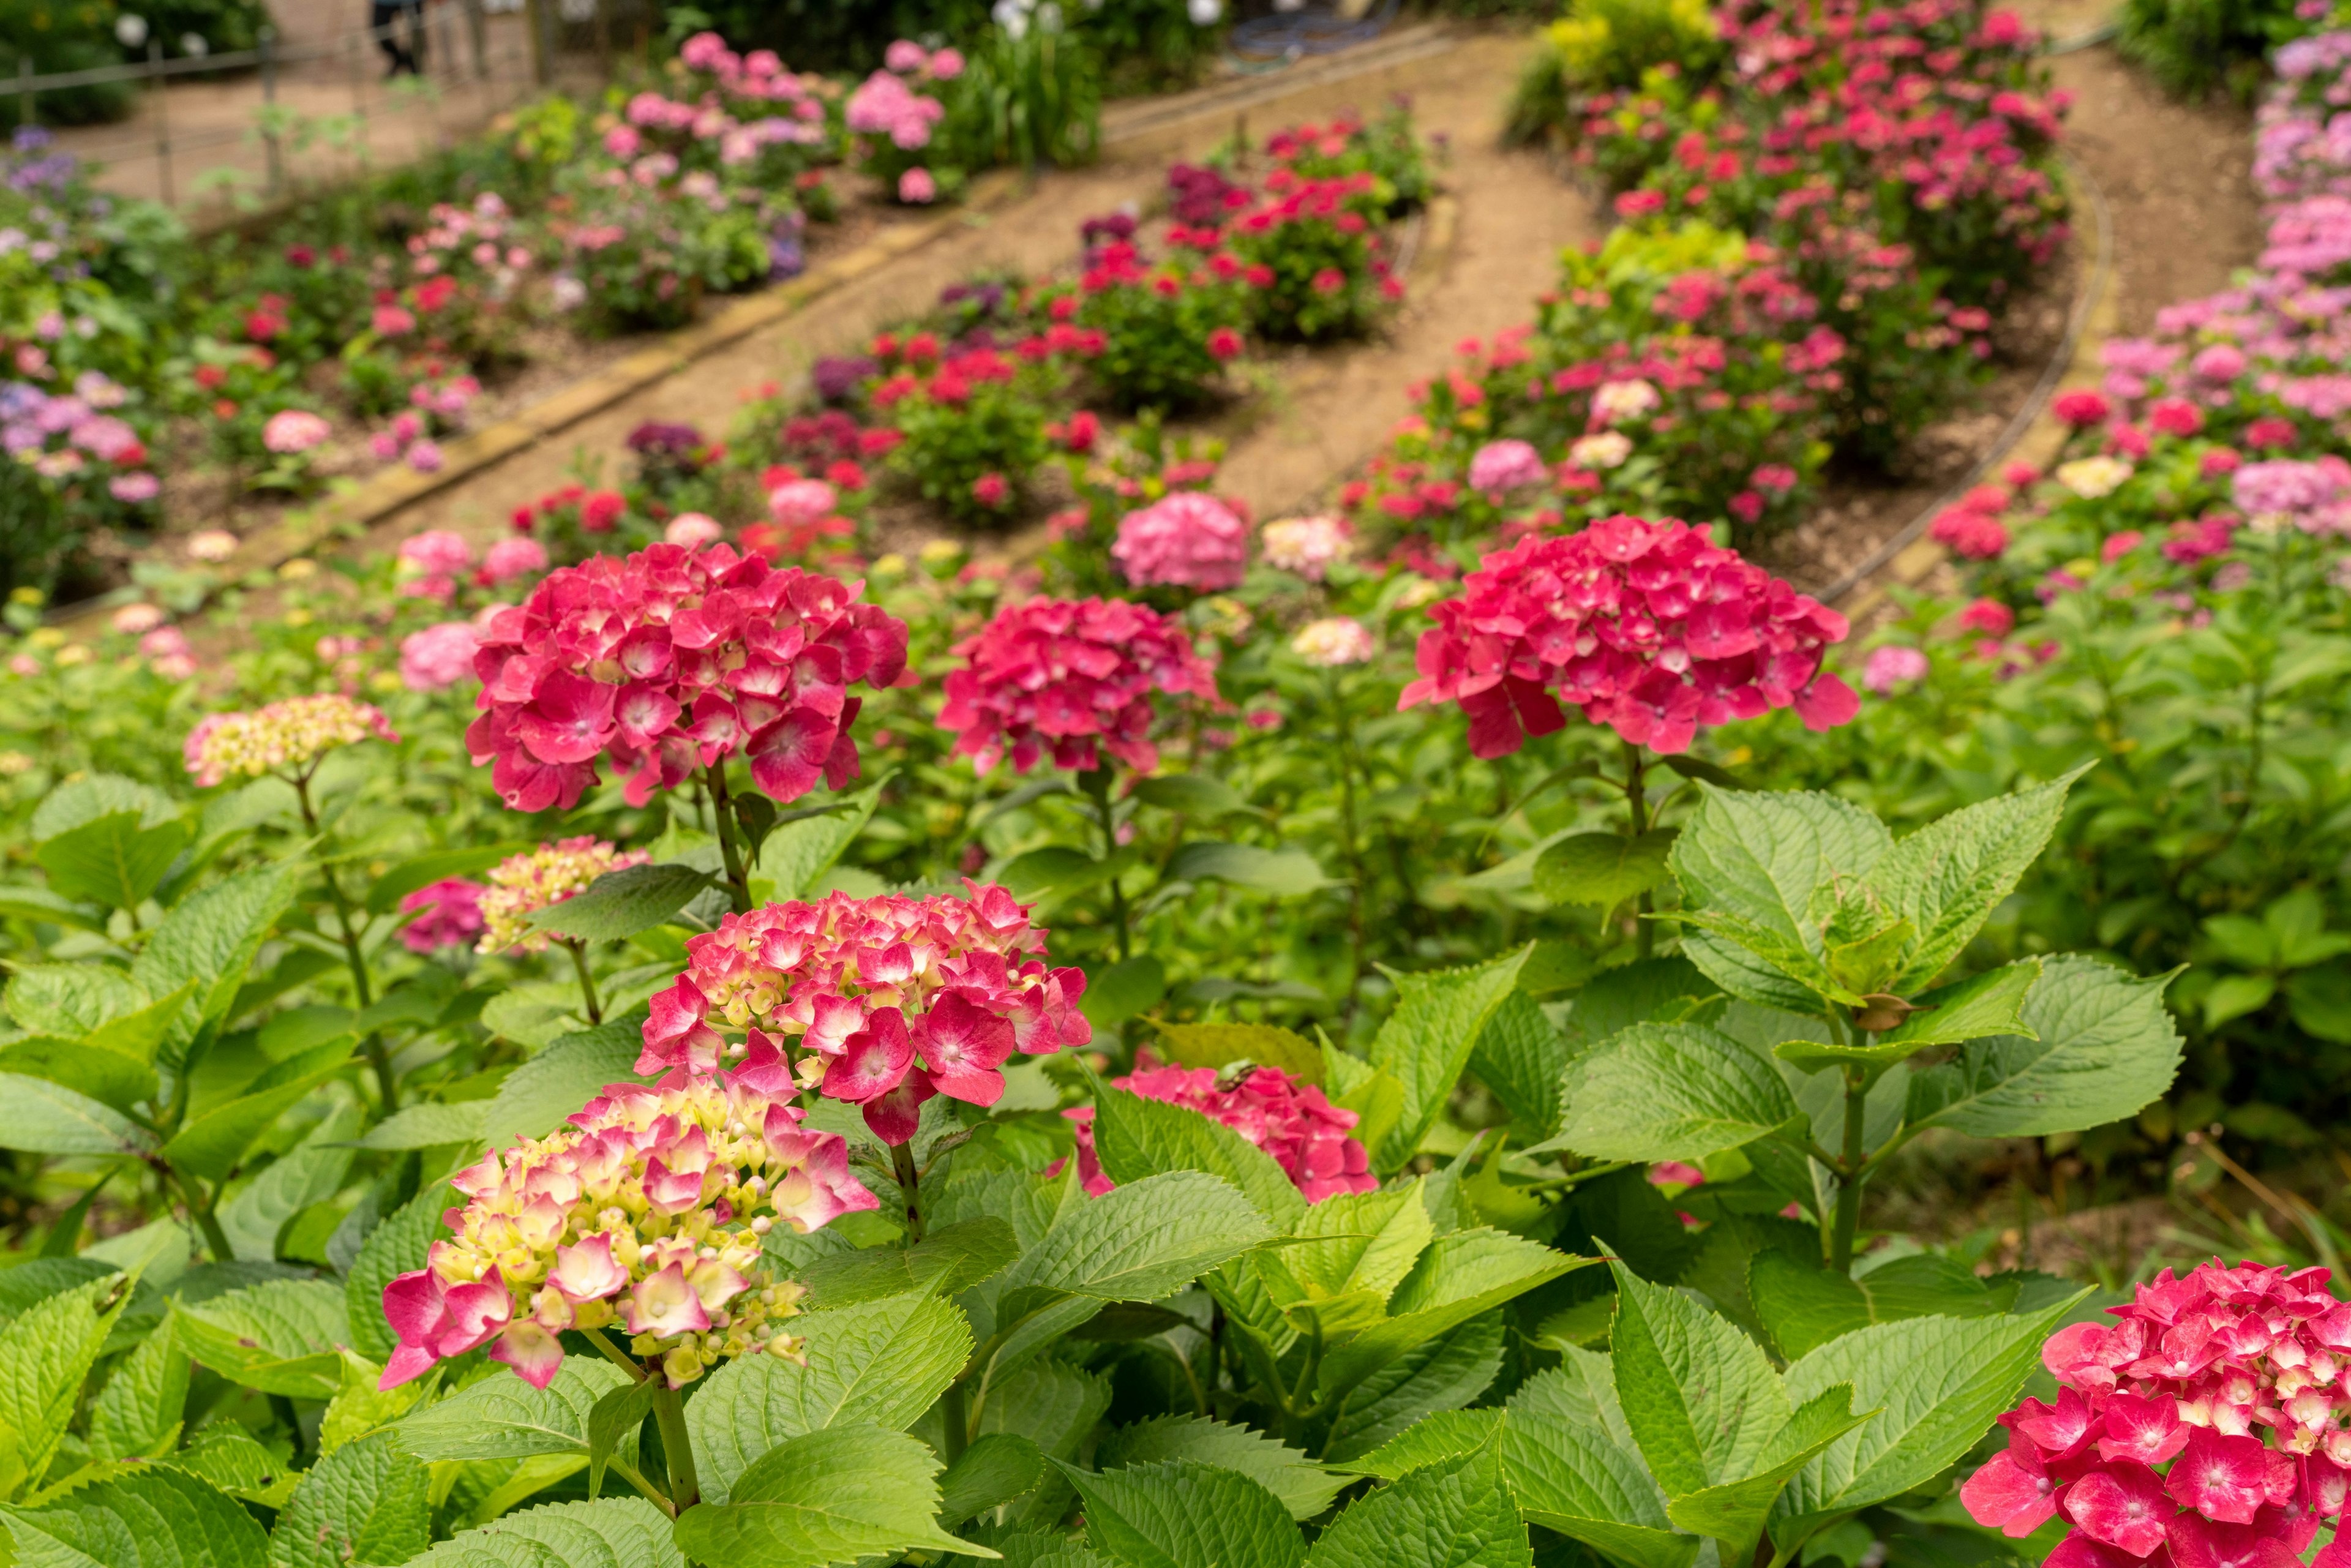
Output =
[
  {"x1": 465, "y1": 541, "x2": 909, "y2": 813},
  {"x1": 938, "y1": 596, "x2": 1221, "y2": 776},
  {"x1": 1112, "y1": 491, "x2": 1250, "y2": 591},
  {"x1": 1398, "y1": 514, "x2": 1858, "y2": 757},
  {"x1": 1063, "y1": 1063, "x2": 1376, "y2": 1204},
  {"x1": 399, "y1": 877, "x2": 486, "y2": 953},
  {"x1": 400, "y1": 621, "x2": 479, "y2": 692},
  {"x1": 1962, "y1": 1259, "x2": 2351, "y2": 1568},
  {"x1": 637, "y1": 882, "x2": 1090, "y2": 1146},
  {"x1": 1468, "y1": 438, "x2": 1548, "y2": 495}
]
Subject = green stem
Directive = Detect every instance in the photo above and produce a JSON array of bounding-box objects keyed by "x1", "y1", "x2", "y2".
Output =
[
  {"x1": 1329, "y1": 672, "x2": 1370, "y2": 1011},
  {"x1": 291, "y1": 770, "x2": 396, "y2": 1111},
  {"x1": 165, "y1": 1163, "x2": 235, "y2": 1262},
  {"x1": 1623, "y1": 741, "x2": 1654, "y2": 960},
  {"x1": 1829, "y1": 1065, "x2": 1869, "y2": 1272},
  {"x1": 583, "y1": 1326, "x2": 645, "y2": 1380},
  {"x1": 564, "y1": 940, "x2": 604, "y2": 1024},
  {"x1": 647, "y1": 1380, "x2": 700, "y2": 1511},
  {"x1": 892, "y1": 1141, "x2": 926, "y2": 1243},
  {"x1": 942, "y1": 1380, "x2": 970, "y2": 1466},
  {"x1": 1081, "y1": 768, "x2": 1130, "y2": 962},
  {"x1": 701, "y1": 763, "x2": 755, "y2": 915}
]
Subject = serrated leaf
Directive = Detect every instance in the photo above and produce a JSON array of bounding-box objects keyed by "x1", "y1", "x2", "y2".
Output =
[
  {"x1": 1332, "y1": 1408, "x2": 1503, "y2": 1479},
  {"x1": 32, "y1": 776, "x2": 178, "y2": 839},
  {"x1": 1166, "y1": 842, "x2": 1334, "y2": 896},
  {"x1": 0, "y1": 886, "x2": 111, "y2": 933},
  {"x1": 1000, "y1": 1171, "x2": 1272, "y2": 1302},
  {"x1": 6, "y1": 967, "x2": 147, "y2": 1038},
  {"x1": 1304, "y1": 1441, "x2": 1528, "y2": 1568},
  {"x1": 1056, "y1": 1458, "x2": 1305, "y2": 1568},
  {"x1": 584, "y1": 1379, "x2": 654, "y2": 1502},
  {"x1": 132, "y1": 863, "x2": 299, "y2": 1038},
  {"x1": 792, "y1": 1217, "x2": 1018, "y2": 1308},
  {"x1": 0, "y1": 1073, "x2": 154, "y2": 1157},
  {"x1": 364, "y1": 844, "x2": 529, "y2": 915},
  {"x1": 353, "y1": 1102, "x2": 487, "y2": 1151},
  {"x1": 1903, "y1": 956, "x2": 2183, "y2": 1139},
  {"x1": 268, "y1": 1430, "x2": 429, "y2": 1568},
  {"x1": 1148, "y1": 1021, "x2": 1320, "y2": 1084},
  {"x1": 1554, "y1": 1022, "x2": 1802, "y2": 1163},
  {"x1": 1663, "y1": 1386, "x2": 1870, "y2": 1551},
  {"x1": 87, "y1": 1322, "x2": 188, "y2": 1464},
  {"x1": 1368, "y1": 948, "x2": 1532, "y2": 1169},
  {"x1": 1749, "y1": 1252, "x2": 2006, "y2": 1361},
  {"x1": 39, "y1": 812, "x2": 190, "y2": 912},
  {"x1": 1876, "y1": 959, "x2": 2041, "y2": 1049},
  {"x1": 402, "y1": 1497, "x2": 680, "y2": 1568},
  {"x1": 1868, "y1": 771, "x2": 2082, "y2": 992},
  {"x1": 171, "y1": 1280, "x2": 350, "y2": 1398},
  {"x1": 1080, "y1": 956, "x2": 1168, "y2": 1029},
  {"x1": 1321, "y1": 1313, "x2": 1504, "y2": 1463},
  {"x1": 0, "y1": 1274, "x2": 131, "y2": 1486},
  {"x1": 161, "y1": 1040, "x2": 353, "y2": 1184},
  {"x1": 392, "y1": 1357, "x2": 625, "y2": 1461},
  {"x1": 1131, "y1": 774, "x2": 1254, "y2": 819},
  {"x1": 1667, "y1": 789, "x2": 1892, "y2": 1009},
  {"x1": 1272, "y1": 1185, "x2": 1434, "y2": 1318},
  {"x1": 346, "y1": 1190, "x2": 448, "y2": 1363},
  {"x1": 0, "y1": 1043, "x2": 158, "y2": 1120},
  {"x1": 937, "y1": 1433, "x2": 1047, "y2": 1527},
  {"x1": 0, "y1": 1462, "x2": 269, "y2": 1568},
  {"x1": 1607, "y1": 1259, "x2": 1788, "y2": 1495},
  {"x1": 1501, "y1": 1367, "x2": 1693, "y2": 1568},
  {"x1": 1316, "y1": 1230, "x2": 1583, "y2": 1403},
  {"x1": 686, "y1": 1294, "x2": 972, "y2": 1505},
  {"x1": 478, "y1": 1026, "x2": 651, "y2": 1150},
  {"x1": 673, "y1": 1424, "x2": 981, "y2": 1566},
  {"x1": 760, "y1": 775, "x2": 888, "y2": 900},
  {"x1": 1085, "y1": 1076, "x2": 1306, "y2": 1232},
  {"x1": 527, "y1": 863, "x2": 714, "y2": 943},
  {"x1": 85, "y1": 982, "x2": 199, "y2": 1066},
  {"x1": 1466, "y1": 991, "x2": 1567, "y2": 1141},
  {"x1": 160, "y1": 1424, "x2": 294, "y2": 1505},
  {"x1": 1533, "y1": 830, "x2": 1678, "y2": 909},
  {"x1": 1101, "y1": 1417, "x2": 1346, "y2": 1523}
]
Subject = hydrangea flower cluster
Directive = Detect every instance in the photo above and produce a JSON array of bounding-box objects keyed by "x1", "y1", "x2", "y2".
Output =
[
  {"x1": 938, "y1": 597, "x2": 1223, "y2": 776},
  {"x1": 466, "y1": 541, "x2": 908, "y2": 812},
  {"x1": 1398, "y1": 514, "x2": 1859, "y2": 757},
  {"x1": 479, "y1": 837, "x2": 653, "y2": 955},
  {"x1": 1259, "y1": 514, "x2": 1353, "y2": 580},
  {"x1": 1962, "y1": 1259, "x2": 2351, "y2": 1568},
  {"x1": 1063, "y1": 1063, "x2": 1376, "y2": 1204},
  {"x1": 1112, "y1": 491, "x2": 1250, "y2": 590},
  {"x1": 184, "y1": 694, "x2": 399, "y2": 787},
  {"x1": 401, "y1": 877, "x2": 486, "y2": 953},
  {"x1": 638, "y1": 883, "x2": 1090, "y2": 1144},
  {"x1": 1291, "y1": 616, "x2": 1379, "y2": 668},
  {"x1": 846, "y1": 61, "x2": 946, "y2": 151},
  {"x1": 1469, "y1": 438, "x2": 1548, "y2": 495},
  {"x1": 380, "y1": 1072, "x2": 876, "y2": 1392}
]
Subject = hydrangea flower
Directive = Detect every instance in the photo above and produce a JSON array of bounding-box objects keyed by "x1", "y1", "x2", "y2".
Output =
[
  {"x1": 1112, "y1": 492, "x2": 1249, "y2": 591},
  {"x1": 262, "y1": 410, "x2": 332, "y2": 455},
  {"x1": 184, "y1": 694, "x2": 398, "y2": 787},
  {"x1": 379, "y1": 1071, "x2": 877, "y2": 1392},
  {"x1": 2059, "y1": 456, "x2": 2135, "y2": 499},
  {"x1": 400, "y1": 621, "x2": 479, "y2": 692},
  {"x1": 638, "y1": 882, "x2": 1090, "y2": 1144},
  {"x1": 482, "y1": 536, "x2": 549, "y2": 586},
  {"x1": 1062, "y1": 1063, "x2": 1376, "y2": 1204},
  {"x1": 1962, "y1": 1259, "x2": 2351, "y2": 1568},
  {"x1": 938, "y1": 597, "x2": 1221, "y2": 775},
  {"x1": 1259, "y1": 514, "x2": 1352, "y2": 580},
  {"x1": 479, "y1": 838, "x2": 654, "y2": 955},
  {"x1": 1468, "y1": 438, "x2": 1548, "y2": 493},
  {"x1": 465, "y1": 541, "x2": 908, "y2": 812},
  {"x1": 401, "y1": 877, "x2": 486, "y2": 953},
  {"x1": 1291, "y1": 616, "x2": 1378, "y2": 667},
  {"x1": 1397, "y1": 514, "x2": 1857, "y2": 757},
  {"x1": 1862, "y1": 644, "x2": 1930, "y2": 694}
]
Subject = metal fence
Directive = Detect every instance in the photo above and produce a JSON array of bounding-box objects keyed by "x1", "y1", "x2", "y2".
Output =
[{"x1": 4, "y1": 0, "x2": 624, "y2": 214}]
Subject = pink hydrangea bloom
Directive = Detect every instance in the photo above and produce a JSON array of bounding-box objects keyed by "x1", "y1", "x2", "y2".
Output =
[
  {"x1": 899, "y1": 168, "x2": 937, "y2": 204},
  {"x1": 1259, "y1": 514, "x2": 1353, "y2": 580},
  {"x1": 465, "y1": 541, "x2": 909, "y2": 813},
  {"x1": 768, "y1": 479, "x2": 836, "y2": 527},
  {"x1": 1862, "y1": 644, "x2": 1930, "y2": 694},
  {"x1": 378, "y1": 1071, "x2": 876, "y2": 1392},
  {"x1": 665, "y1": 512, "x2": 724, "y2": 547},
  {"x1": 400, "y1": 877, "x2": 485, "y2": 953},
  {"x1": 1962, "y1": 1259, "x2": 2351, "y2": 1568},
  {"x1": 1932, "y1": 508, "x2": 2011, "y2": 560},
  {"x1": 1468, "y1": 438, "x2": 1547, "y2": 494},
  {"x1": 262, "y1": 410, "x2": 332, "y2": 455},
  {"x1": 637, "y1": 882, "x2": 1090, "y2": 1145},
  {"x1": 1397, "y1": 514, "x2": 1858, "y2": 757},
  {"x1": 1112, "y1": 492, "x2": 1248, "y2": 590},
  {"x1": 185, "y1": 694, "x2": 398, "y2": 787},
  {"x1": 400, "y1": 621, "x2": 479, "y2": 692},
  {"x1": 399, "y1": 530, "x2": 474, "y2": 577},
  {"x1": 938, "y1": 596, "x2": 1222, "y2": 775},
  {"x1": 1063, "y1": 1063, "x2": 1376, "y2": 1204},
  {"x1": 482, "y1": 535, "x2": 549, "y2": 586}
]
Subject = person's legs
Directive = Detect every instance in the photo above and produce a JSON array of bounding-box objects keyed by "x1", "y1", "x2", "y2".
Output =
[{"x1": 370, "y1": 0, "x2": 408, "y2": 74}]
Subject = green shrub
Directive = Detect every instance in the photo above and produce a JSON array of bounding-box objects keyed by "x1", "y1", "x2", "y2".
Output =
[{"x1": 2118, "y1": 0, "x2": 2306, "y2": 100}]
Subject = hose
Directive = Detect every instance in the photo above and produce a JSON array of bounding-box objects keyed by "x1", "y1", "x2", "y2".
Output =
[{"x1": 1226, "y1": 0, "x2": 1401, "y2": 66}]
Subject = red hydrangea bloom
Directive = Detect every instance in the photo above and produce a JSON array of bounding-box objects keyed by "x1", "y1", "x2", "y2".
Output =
[
  {"x1": 1396, "y1": 514, "x2": 1857, "y2": 757},
  {"x1": 465, "y1": 541, "x2": 909, "y2": 812},
  {"x1": 2055, "y1": 389, "x2": 2114, "y2": 427},
  {"x1": 1963, "y1": 1259, "x2": 2351, "y2": 1568},
  {"x1": 638, "y1": 882, "x2": 1090, "y2": 1145},
  {"x1": 938, "y1": 597, "x2": 1222, "y2": 775},
  {"x1": 1061, "y1": 1062, "x2": 1376, "y2": 1204}
]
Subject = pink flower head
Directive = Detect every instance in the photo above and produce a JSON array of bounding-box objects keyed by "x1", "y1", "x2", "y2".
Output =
[
  {"x1": 884, "y1": 40, "x2": 927, "y2": 73},
  {"x1": 1112, "y1": 492, "x2": 1248, "y2": 591},
  {"x1": 1259, "y1": 514, "x2": 1352, "y2": 580},
  {"x1": 1063, "y1": 1062, "x2": 1375, "y2": 1204},
  {"x1": 399, "y1": 530, "x2": 474, "y2": 578},
  {"x1": 184, "y1": 694, "x2": 398, "y2": 787},
  {"x1": 482, "y1": 535, "x2": 549, "y2": 585},
  {"x1": 1930, "y1": 508, "x2": 2011, "y2": 560},
  {"x1": 899, "y1": 168, "x2": 937, "y2": 204},
  {"x1": 768, "y1": 479, "x2": 837, "y2": 527},
  {"x1": 1396, "y1": 514, "x2": 1857, "y2": 757},
  {"x1": 1468, "y1": 438, "x2": 1547, "y2": 495},
  {"x1": 636, "y1": 882, "x2": 1090, "y2": 1144},
  {"x1": 400, "y1": 877, "x2": 486, "y2": 953},
  {"x1": 378, "y1": 1071, "x2": 872, "y2": 1390},
  {"x1": 478, "y1": 836, "x2": 653, "y2": 955},
  {"x1": 1862, "y1": 644, "x2": 1930, "y2": 694},
  {"x1": 400, "y1": 621, "x2": 479, "y2": 692},
  {"x1": 262, "y1": 409, "x2": 332, "y2": 455},
  {"x1": 2054, "y1": 389, "x2": 2113, "y2": 427},
  {"x1": 1966, "y1": 1259, "x2": 2351, "y2": 1566},
  {"x1": 938, "y1": 596, "x2": 1223, "y2": 775},
  {"x1": 928, "y1": 47, "x2": 963, "y2": 78},
  {"x1": 1958, "y1": 598, "x2": 2017, "y2": 636},
  {"x1": 464, "y1": 541, "x2": 909, "y2": 813}
]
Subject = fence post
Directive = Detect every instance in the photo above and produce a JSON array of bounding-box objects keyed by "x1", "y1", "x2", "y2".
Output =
[
  {"x1": 260, "y1": 26, "x2": 282, "y2": 198},
  {"x1": 146, "y1": 39, "x2": 174, "y2": 208},
  {"x1": 526, "y1": 0, "x2": 550, "y2": 87},
  {"x1": 467, "y1": 0, "x2": 487, "y2": 81},
  {"x1": 13, "y1": 58, "x2": 29, "y2": 133}
]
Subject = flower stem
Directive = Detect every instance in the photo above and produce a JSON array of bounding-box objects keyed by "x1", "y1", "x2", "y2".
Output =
[
  {"x1": 564, "y1": 939, "x2": 603, "y2": 1024},
  {"x1": 647, "y1": 1379, "x2": 700, "y2": 1511},
  {"x1": 891, "y1": 1140, "x2": 926, "y2": 1243},
  {"x1": 1079, "y1": 767, "x2": 1130, "y2": 962},
  {"x1": 1329, "y1": 672, "x2": 1370, "y2": 1013},
  {"x1": 291, "y1": 770, "x2": 397, "y2": 1111},
  {"x1": 1829, "y1": 1065, "x2": 1869, "y2": 1272},
  {"x1": 701, "y1": 763, "x2": 755, "y2": 915},
  {"x1": 1622, "y1": 740, "x2": 1654, "y2": 961}
]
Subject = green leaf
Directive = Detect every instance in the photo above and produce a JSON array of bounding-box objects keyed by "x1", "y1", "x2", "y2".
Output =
[
  {"x1": 1466, "y1": 992, "x2": 1567, "y2": 1141},
  {"x1": 0, "y1": 1463, "x2": 269, "y2": 1568},
  {"x1": 1270, "y1": 1185, "x2": 1434, "y2": 1327},
  {"x1": 0, "y1": 1073, "x2": 154, "y2": 1156},
  {"x1": 365, "y1": 844, "x2": 528, "y2": 915},
  {"x1": 478, "y1": 1026, "x2": 651, "y2": 1151},
  {"x1": 0, "y1": 1274, "x2": 132, "y2": 1486},
  {"x1": 686, "y1": 1293, "x2": 973, "y2": 1505},
  {"x1": 1606, "y1": 1259, "x2": 1788, "y2": 1496},
  {"x1": 527, "y1": 863, "x2": 714, "y2": 943},
  {"x1": 162, "y1": 1420, "x2": 296, "y2": 1506},
  {"x1": 1147, "y1": 1021, "x2": 1321, "y2": 1084},
  {"x1": 86, "y1": 982, "x2": 200, "y2": 1065},
  {"x1": 1663, "y1": 1386, "x2": 1870, "y2": 1549},
  {"x1": 0, "y1": 1043, "x2": 157, "y2": 1119},
  {"x1": 161, "y1": 1040, "x2": 353, "y2": 1183},
  {"x1": 1316, "y1": 1230, "x2": 1583, "y2": 1402},
  {"x1": 1776, "y1": 1300, "x2": 2080, "y2": 1528},
  {"x1": 346, "y1": 1191, "x2": 448, "y2": 1363},
  {"x1": 584, "y1": 1379, "x2": 654, "y2": 1502},
  {"x1": 673, "y1": 1424, "x2": 983, "y2": 1567},
  {"x1": 220, "y1": 1100, "x2": 362, "y2": 1262},
  {"x1": 478, "y1": 985, "x2": 582, "y2": 1051},
  {"x1": 268, "y1": 1430, "x2": 430, "y2": 1568},
  {"x1": 2287, "y1": 962, "x2": 2351, "y2": 1044},
  {"x1": 1867, "y1": 771, "x2": 2081, "y2": 992},
  {"x1": 1368, "y1": 947, "x2": 1532, "y2": 1169},
  {"x1": 1167, "y1": 842, "x2": 1335, "y2": 896},
  {"x1": 38, "y1": 812, "x2": 190, "y2": 912},
  {"x1": 1501, "y1": 1367, "x2": 1693, "y2": 1568},
  {"x1": 2204, "y1": 973, "x2": 2275, "y2": 1029},
  {"x1": 1100, "y1": 1417, "x2": 1346, "y2": 1523},
  {"x1": 997, "y1": 847, "x2": 1109, "y2": 898},
  {"x1": 5, "y1": 967, "x2": 146, "y2": 1038},
  {"x1": 760, "y1": 775, "x2": 889, "y2": 900},
  {"x1": 1085, "y1": 1075, "x2": 1307, "y2": 1232},
  {"x1": 1668, "y1": 788, "x2": 1892, "y2": 1008},
  {"x1": 170, "y1": 1279, "x2": 350, "y2": 1398},
  {"x1": 0, "y1": 886, "x2": 110, "y2": 933},
  {"x1": 32, "y1": 775, "x2": 178, "y2": 839},
  {"x1": 353, "y1": 1102, "x2": 487, "y2": 1151},
  {"x1": 1749, "y1": 1252, "x2": 2007, "y2": 1361},
  {"x1": 1305, "y1": 1441, "x2": 1528, "y2": 1568},
  {"x1": 1533, "y1": 830, "x2": 1678, "y2": 909},
  {"x1": 1878, "y1": 960, "x2": 2041, "y2": 1048},
  {"x1": 1002, "y1": 1171, "x2": 1272, "y2": 1302},
  {"x1": 1332, "y1": 1409, "x2": 1503, "y2": 1479},
  {"x1": 936, "y1": 1433, "x2": 1048, "y2": 1527},
  {"x1": 1321, "y1": 1313, "x2": 1504, "y2": 1463},
  {"x1": 793, "y1": 1217, "x2": 1019, "y2": 1308},
  {"x1": 391, "y1": 1358, "x2": 627, "y2": 1461},
  {"x1": 1081, "y1": 957, "x2": 1168, "y2": 1029},
  {"x1": 1554, "y1": 1023, "x2": 1802, "y2": 1163},
  {"x1": 132, "y1": 862, "x2": 299, "y2": 1037},
  {"x1": 1056, "y1": 1458, "x2": 1305, "y2": 1568},
  {"x1": 1133, "y1": 774, "x2": 1255, "y2": 817},
  {"x1": 400, "y1": 1498, "x2": 680, "y2": 1568},
  {"x1": 87, "y1": 1322, "x2": 188, "y2": 1463},
  {"x1": 1904, "y1": 956, "x2": 2183, "y2": 1139}
]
